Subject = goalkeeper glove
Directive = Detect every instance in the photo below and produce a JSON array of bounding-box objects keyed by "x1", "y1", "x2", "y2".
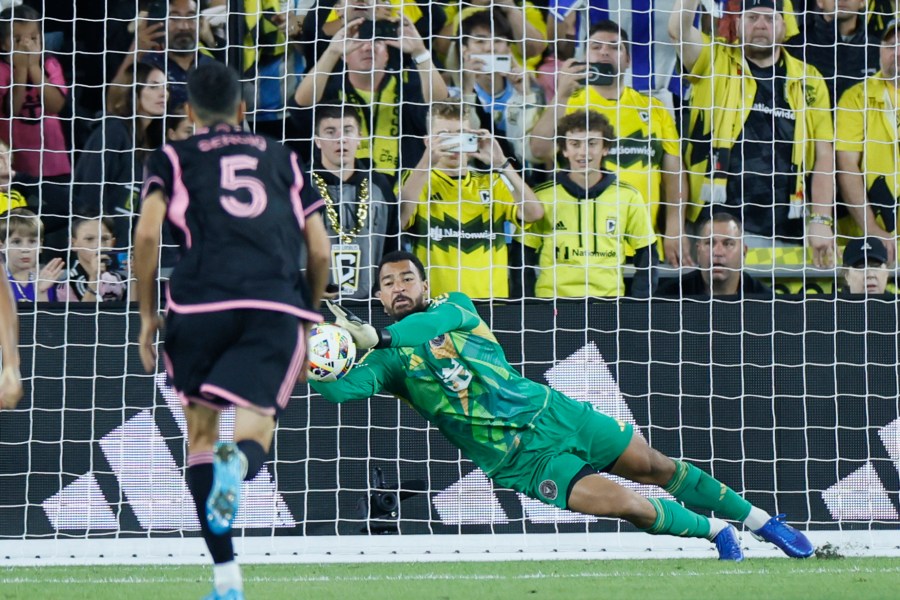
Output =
[{"x1": 326, "y1": 300, "x2": 381, "y2": 350}]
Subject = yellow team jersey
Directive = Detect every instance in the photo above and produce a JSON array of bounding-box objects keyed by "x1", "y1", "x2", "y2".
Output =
[
  {"x1": 835, "y1": 74, "x2": 900, "y2": 237},
  {"x1": 566, "y1": 86, "x2": 679, "y2": 232},
  {"x1": 404, "y1": 168, "x2": 519, "y2": 298},
  {"x1": 345, "y1": 81, "x2": 402, "y2": 177},
  {"x1": 530, "y1": 174, "x2": 655, "y2": 298}
]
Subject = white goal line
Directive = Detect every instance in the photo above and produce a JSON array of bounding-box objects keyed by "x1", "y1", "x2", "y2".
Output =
[{"x1": 0, "y1": 531, "x2": 898, "y2": 567}]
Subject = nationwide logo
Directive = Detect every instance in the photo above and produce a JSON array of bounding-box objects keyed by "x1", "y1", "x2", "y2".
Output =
[
  {"x1": 429, "y1": 227, "x2": 496, "y2": 242},
  {"x1": 750, "y1": 103, "x2": 796, "y2": 120}
]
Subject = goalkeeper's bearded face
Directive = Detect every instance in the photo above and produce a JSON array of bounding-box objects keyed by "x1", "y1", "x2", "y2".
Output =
[{"x1": 377, "y1": 260, "x2": 430, "y2": 321}]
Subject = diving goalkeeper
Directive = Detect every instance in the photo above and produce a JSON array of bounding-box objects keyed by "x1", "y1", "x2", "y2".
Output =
[{"x1": 310, "y1": 251, "x2": 814, "y2": 561}]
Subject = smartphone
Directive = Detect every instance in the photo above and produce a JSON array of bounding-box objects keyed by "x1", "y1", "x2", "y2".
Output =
[
  {"x1": 147, "y1": 0, "x2": 168, "y2": 21},
  {"x1": 358, "y1": 19, "x2": 398, "y2": 40},
  {"x1": 440, "y1": 133, "x2": 479, "y2": 153},
  {"x1": 471, "y1": 54, "x2": 512, "y2": 74}
]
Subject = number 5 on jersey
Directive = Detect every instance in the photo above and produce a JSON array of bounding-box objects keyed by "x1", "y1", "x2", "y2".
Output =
[{"x1": 219, "y1": 155, "x2": 267, "y2": 218}]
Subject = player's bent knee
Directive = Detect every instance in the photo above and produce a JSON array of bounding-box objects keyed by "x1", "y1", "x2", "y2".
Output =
[{"x1": 611, "y1": 438, "x2": 676, "y2": 486}]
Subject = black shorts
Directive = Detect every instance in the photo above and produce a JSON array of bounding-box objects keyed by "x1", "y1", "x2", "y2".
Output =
[{"x1": 163, "y1": 309, "x2": 306, "y2": 417}]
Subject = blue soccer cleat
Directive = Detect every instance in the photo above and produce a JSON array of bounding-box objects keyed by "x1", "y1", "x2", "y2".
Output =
[
  {"x1": 752, "y1": 513, "x2": 815, "y2": 558},
  {"x1": 714, "y1": 524, "x2": 744, "y2": 561},
  {"x1": 202, "y1": 589, "x2": 245, "y2": 600},
  {"x1": 206, "y1": 442, "x2": 247, "y2": 536}
]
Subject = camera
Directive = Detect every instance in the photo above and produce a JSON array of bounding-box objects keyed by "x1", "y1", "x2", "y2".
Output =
[
  {"x1": 440, "y1": 133, "x2": 479, "y2": 153},
  {"x1": 470, "y1": 53, "x2": 512, "y2": 74},
  {"x1": 358, "y1": 19, "x2": 398, "y2": 40},
  {"x1": 584, "y1": 62, "x2": 616, "y2": 87}
]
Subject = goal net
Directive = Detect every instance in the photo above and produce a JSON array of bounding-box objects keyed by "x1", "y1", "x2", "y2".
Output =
[{"x1": 0, "y1": 0, "x2": 898, "y2": 564}]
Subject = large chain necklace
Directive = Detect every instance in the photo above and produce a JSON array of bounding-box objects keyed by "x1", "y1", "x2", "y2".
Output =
[{"x1": 312, "y1": 172, "x2": 369, "y2": 244}]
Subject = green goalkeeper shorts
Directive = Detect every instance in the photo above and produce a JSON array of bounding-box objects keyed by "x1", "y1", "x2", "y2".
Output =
[{"x1": 492, "y1": 392, "x2": 634, "y2": 510}]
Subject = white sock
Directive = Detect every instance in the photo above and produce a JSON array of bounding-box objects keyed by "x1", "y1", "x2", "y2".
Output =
[
  {"x1": 706, "y1": 517, "x2": 728, "y2": 541},
  {"x1": 214, "y1": 561, "x2": 243, "y2": 594},
  {"x1": 743, "y1": 506, "x2": 771, "y2": 531}
]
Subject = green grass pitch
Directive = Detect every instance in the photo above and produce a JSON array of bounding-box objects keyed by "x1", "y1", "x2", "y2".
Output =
[{"x1": 1, "y1": 558, "x2": 898, "y2": 600}]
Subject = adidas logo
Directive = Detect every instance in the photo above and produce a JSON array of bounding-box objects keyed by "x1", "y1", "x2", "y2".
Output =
[
  {"x1": 41, "y1": 373, "x2": 295, "y2": 531},
  {"x1": 555, "y1": 221, "x2": 567, "y2": 231}
]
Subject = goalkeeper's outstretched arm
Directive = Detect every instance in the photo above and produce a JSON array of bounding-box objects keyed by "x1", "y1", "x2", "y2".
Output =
[{"x1": 309, "y1": 350, "x2": 397, "y2": 404}]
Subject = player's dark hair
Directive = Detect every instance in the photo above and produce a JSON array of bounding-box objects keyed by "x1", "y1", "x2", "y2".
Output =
[
  {"x1": 186, "y1": 62, "x2": 242, "y2": 124},
  {"x1": 0, "y1": 5, "x2": 42, "y2": 54},
  {"x1": 461, "y1": 8, "x2": 513, "y2": 44},
  {"x1": 378, "y1": 251, "x2": 426, "y2": 286},
  {"x1": 589, "y1": 19, "x2": 630, "y2": 55},
  {"x1": 314, "y1": 105, "x2": 362, "y2": 133}
]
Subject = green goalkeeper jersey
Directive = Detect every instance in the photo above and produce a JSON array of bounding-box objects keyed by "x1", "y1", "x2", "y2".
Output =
[{"x1": 310, "y1": 292, "x2": 552, "y2": 475}]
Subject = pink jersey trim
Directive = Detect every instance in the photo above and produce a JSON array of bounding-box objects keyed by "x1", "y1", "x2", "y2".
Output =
[
  {"x1": 163, "y1": 145, "x2": 193, "y2": 249},
  {"x1": 165, "y1": 286, "x2": 323, "y2": 323},
  {"x1": 289, "y1": 152, "x2": 307, "y2": 231},
  {"x1": 200, "y1": 383, "x2": 276, "y2": 417},
  {"x1": 182, "y1": 393, "x2": 226, "y2": 413},
  {"x1": 141, "y1": 175, "x2": 166, "y2": 200},
  {"x1": 304, "y1": 198, "x2": 325, "y2": 217},
  {"x1": 187, "y1": 451, "x2": 215, "y2": 466},
  {"x1": 276, "y1": 324, "x2": 306, "y2": 409}
]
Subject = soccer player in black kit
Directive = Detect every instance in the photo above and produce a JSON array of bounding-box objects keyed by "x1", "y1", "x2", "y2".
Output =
[{"x1": 135, "y1": 62, "x2": 330, "y2": 600}]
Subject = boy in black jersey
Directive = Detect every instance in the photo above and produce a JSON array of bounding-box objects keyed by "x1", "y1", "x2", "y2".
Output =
[{"x1": 135, "y1": 62, "x2": 330, "y2": 600}]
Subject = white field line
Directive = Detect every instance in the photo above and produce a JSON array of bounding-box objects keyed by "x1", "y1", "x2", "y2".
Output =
[{"x1": 2, "y1": 565, "x2": 900, "y2": 585}]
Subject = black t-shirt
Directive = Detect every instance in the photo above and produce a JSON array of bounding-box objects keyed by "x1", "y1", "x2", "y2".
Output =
[
  {"x1": 143, "y1": 124, "x2": 323, "y2": 318},
  {"x1": 724, "y1": 59, "x2": 799, "y2": 239},
  {"x1": 657, "y1": 270, "x2": 774, "y2": 298}
]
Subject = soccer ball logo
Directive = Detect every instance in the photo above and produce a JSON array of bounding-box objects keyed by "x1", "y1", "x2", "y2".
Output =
[{"x1": 308, "y1": 323, "x2": 357, "y2": 382}]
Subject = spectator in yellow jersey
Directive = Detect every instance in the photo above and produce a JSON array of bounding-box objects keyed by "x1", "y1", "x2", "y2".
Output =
[
  {"x1": 530, "y1": 21, "x2": 691, "y2": 268},
  {"x1": 400, "y1": 100, "x2": 543, "y2": 299},
  {"x1": 658, "y1": 213, "x2": 773, "y2": 298},
  {"x1": 670, "y1": 0, "x2": 835, "y2": 268},
  {"x1": 835, "y1": 20, "x2": 900, "y2": 265},
  {"x1": 528, "y1": 110, "x2": 657, "y2": 298}
]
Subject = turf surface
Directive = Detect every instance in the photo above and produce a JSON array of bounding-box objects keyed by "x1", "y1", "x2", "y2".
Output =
[{"x1": 2, "y1": 557, "x2": 897, "y2": 599}]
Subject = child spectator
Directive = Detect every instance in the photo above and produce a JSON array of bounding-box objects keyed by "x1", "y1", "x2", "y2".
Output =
[
  {"x1": 57, "y1": 215, "x2": 127, "y2": 303},
  {"x1": 0, "y1": 208, "x2": 64, "y2": 302},
  {"x1": 165, "y1": 102, "x2": 192, "y2": 141},
  {"x1": 0, "y1": 5, "x2": 70, "y2": 180}
]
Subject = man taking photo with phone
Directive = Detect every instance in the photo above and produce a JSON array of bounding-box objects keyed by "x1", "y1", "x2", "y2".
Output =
[
  {"x1": 399, "y1": 100, "x2": 543, "y2": 299},
  {"x1": 530, "y1": 20, "x2": 692, "y2": 268}
]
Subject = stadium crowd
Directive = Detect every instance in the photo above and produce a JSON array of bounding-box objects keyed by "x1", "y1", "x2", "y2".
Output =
[{"x1": 1, "y1": 0, "x2": 898, "y2": 302}]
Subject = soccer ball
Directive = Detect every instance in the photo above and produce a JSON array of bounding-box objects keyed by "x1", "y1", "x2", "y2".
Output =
[{"x1": 308, "y1": 323, "x2": 357, "y2": 382}]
